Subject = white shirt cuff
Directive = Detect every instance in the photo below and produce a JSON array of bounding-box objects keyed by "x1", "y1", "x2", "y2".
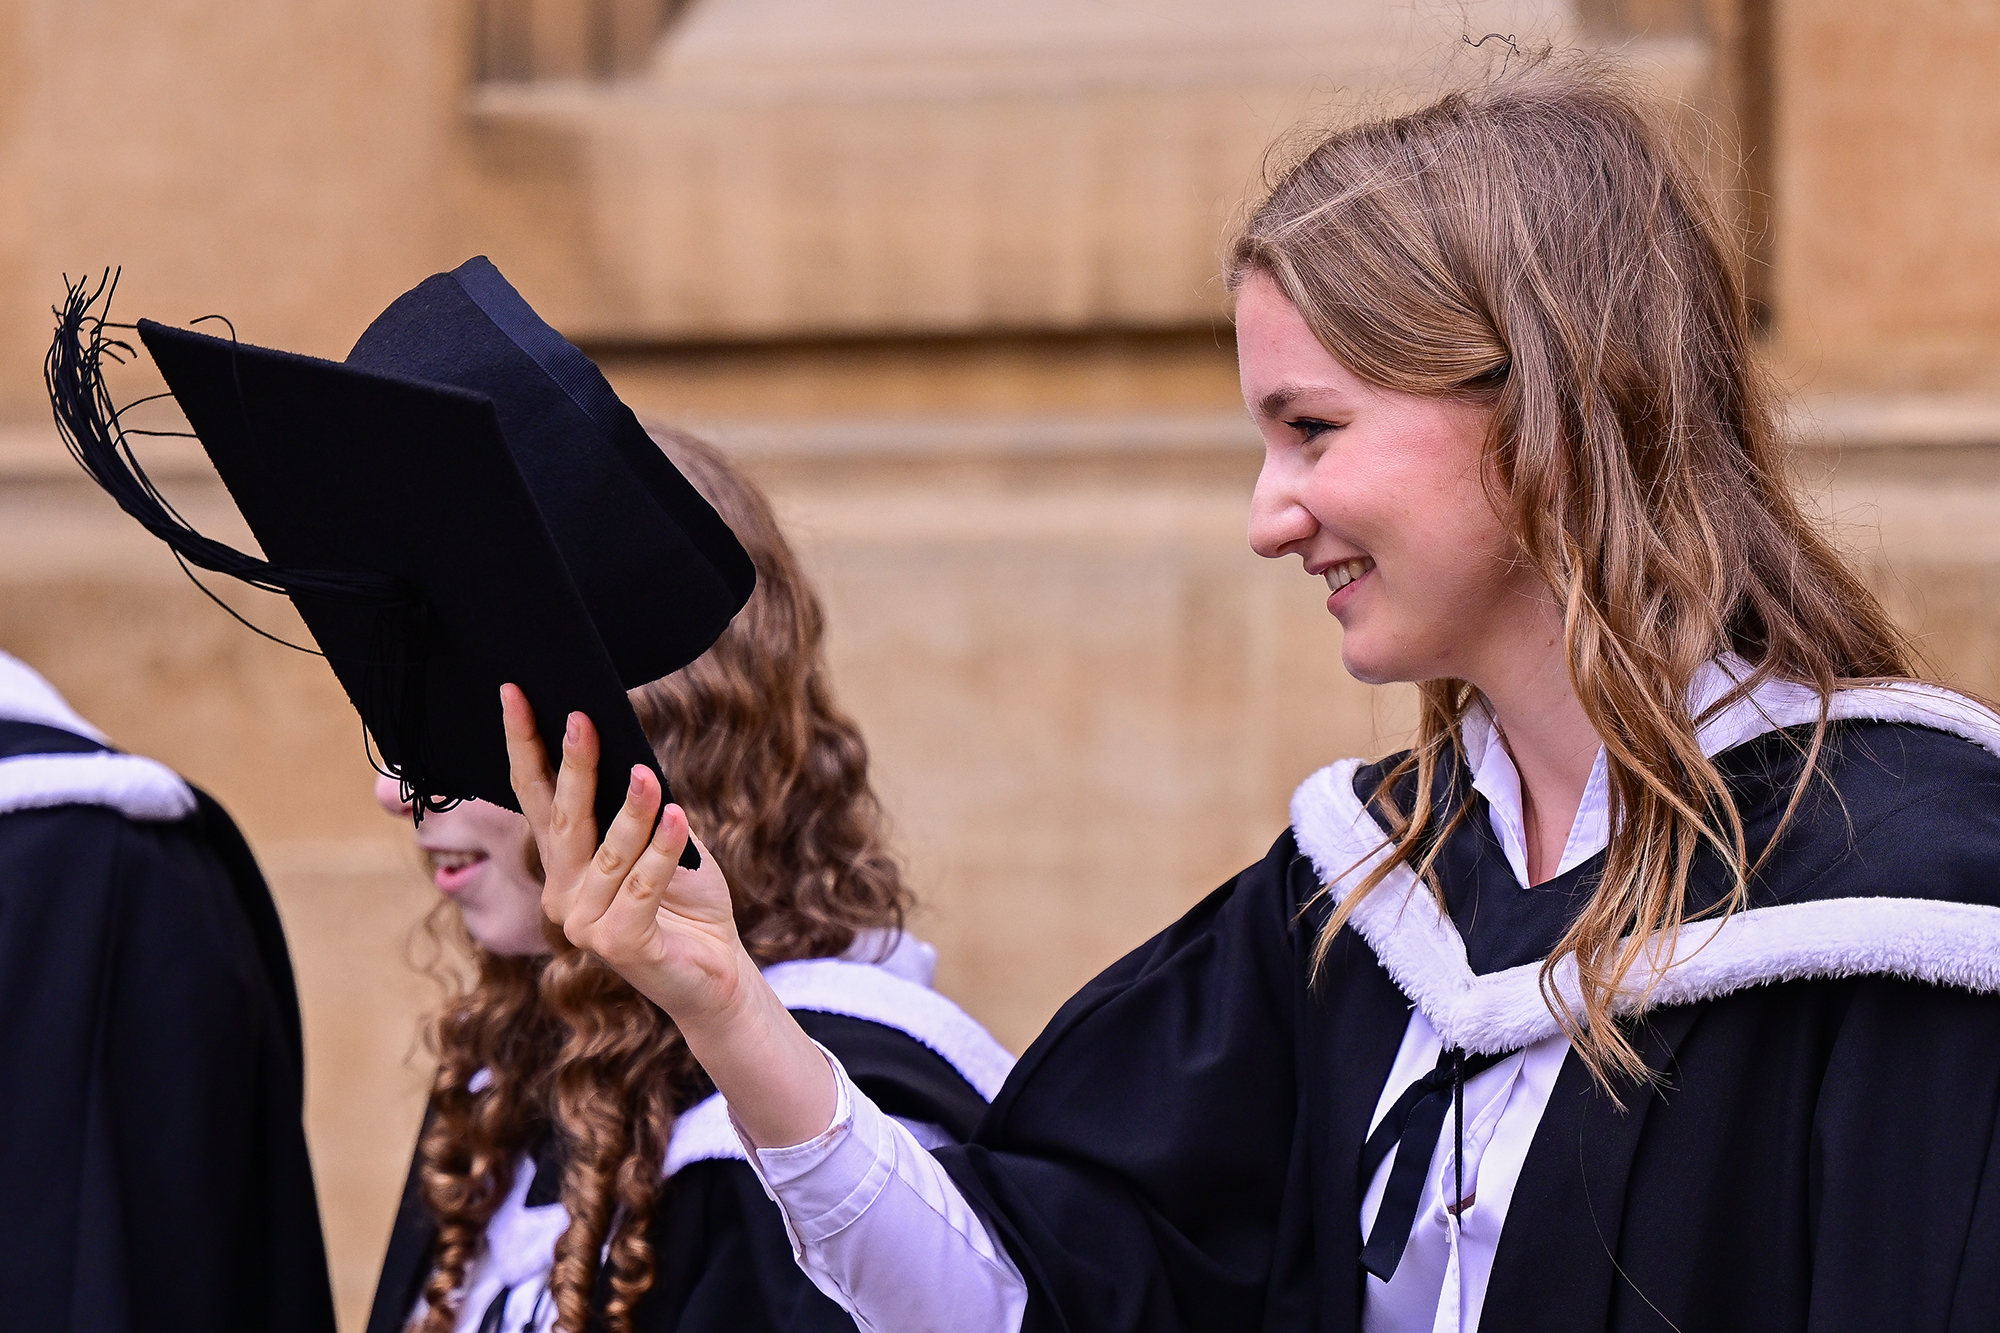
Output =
[{"x1": 730, "y1": 1043, "x2": 1028, "y2": 1333}]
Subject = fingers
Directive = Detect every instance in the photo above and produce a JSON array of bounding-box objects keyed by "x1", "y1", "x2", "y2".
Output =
[
  {"x1": 504, "y1": 688, "x2": 622, "y2": 928},
  {"x1": 554, "y1": 764, "x2": 665, "y2": 937},
  {"x1": 593, "y1": 798, "x2": 692, "y2": 946},
  {"x1": 500, "y1": 684, "x2": 555, "y2": 825},
  {"x1": 549, "y1": 709, "x2": 602, "y2": 852},
  {"x1": 550, "y1": 800, "x2": 752, "y2": 1025},
  {"x1": 652, "y1": 821, "x2": 735, "y2": 930}
]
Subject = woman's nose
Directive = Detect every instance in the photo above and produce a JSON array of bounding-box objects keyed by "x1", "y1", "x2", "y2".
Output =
[
  {"x1": 1247, "y1": 459, "x2": 1316, "y2": 559},
  {"x1": 374, "y1": 773, "x2": 414, "y2": 818}
]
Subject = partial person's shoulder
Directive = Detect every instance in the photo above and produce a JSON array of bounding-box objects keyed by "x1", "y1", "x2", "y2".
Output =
[
  {"x1": 1720, "y1": 716, "x2": 2000, "y2": 831},
  {"x1": 1812, "y1": 719, "x2": 2000, "y2": 910},
  {"x1": 1697, "y1": 683, "x2": 2000, "y2": 909},
  {"x1": 0, "y1": 801, "x2": 289, "y2": 1055},
  {"x1": 0, "y1": 747, "x2": 212, "y2": 910},
  {"x1": 1071, "y1": 828, "x2": 1313, "y2": 1005},
  {"x1": 0, "y1": 797, "x2": 232, "y2": 890},
  {"x1": 1807, "y1": 680, "x2": 2000, "y2": 809},
  {"x1": 0, "y1": 652, "x2": 196, "y2": 824},
  {"x1": 1818, "y1": 716, "x2": 2000, "y2": 806},
  {"x1": 765, "y1": 933, "x2": 1016, "y2": 1106},
  {"x1": 1002, "y1": 829, "x2": 1315, "y2": 1090},
  {"x1": 0, "y1": 749, "x2": 196, "y2": 824},
  {"x1": 0, "y1": 801, "x2": 151, "y2": 878},
  {"x1": 666, "y1": 932, "x2": 1018, "y2": 1174},
  {"x1": 1716, "y1": 694, "x2": 2000, "y2": 910},
  {"x1": 0, "y1": 654, "x2": 226, "y2": 915}
]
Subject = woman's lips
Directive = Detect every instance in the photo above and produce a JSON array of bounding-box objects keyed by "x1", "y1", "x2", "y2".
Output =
[
  {"x1": 1324, "y1": 556, "x2": 1374, "y2": 612},
  {"x1": 424, "y1": 848, "x2": 489, "y2": 894}
]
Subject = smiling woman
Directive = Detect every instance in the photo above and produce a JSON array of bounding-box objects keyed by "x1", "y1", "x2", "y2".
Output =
[
  {"x1": 509, "y1": 49, "x2": 2000, "y2": 1333},
  {"x1": 365, "y1": 425, "x2": 1012, "y2": 1333},
  {"x1": 1239, "y1": 272, "x2": 1522, "y2": 694},
  {"x1": 374, "y1": 784, "x2": 548, "y2": 956}
]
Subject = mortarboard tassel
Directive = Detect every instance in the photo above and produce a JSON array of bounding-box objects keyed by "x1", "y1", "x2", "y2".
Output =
[{"x1": 45, "y1": 271, "x2": 460, "y2": 821}]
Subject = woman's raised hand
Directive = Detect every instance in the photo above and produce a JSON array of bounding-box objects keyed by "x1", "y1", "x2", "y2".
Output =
[
  {"x1": 499, "y1": 685, "x2": 839, "y2": 1148},
  {"x1": 500, "y1": 684, "x2": 752, "y2": 1027}
]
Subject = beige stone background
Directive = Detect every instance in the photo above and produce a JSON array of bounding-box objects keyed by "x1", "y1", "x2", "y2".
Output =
[{"x1": 1, "y1": 0, "x2": 1997, "y2": 1327}]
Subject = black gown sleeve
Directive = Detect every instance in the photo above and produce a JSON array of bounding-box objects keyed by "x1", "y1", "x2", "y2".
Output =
[
  {"x1": 935, "y1": 833, "x2": 1314, "y2": 1333},
  {"x1": 636, "y1": 1158, "x2": 858, "y2": 1333},
  {"x1": 1807, "y1": 977, "x2": 2000, "y2": 1332},
  {"x1": 0, "y1": 803, "x2": 335, "y2": 1333},
  {"x1": 364, "y1": 1111, "x2": 436, "y2": 1333}
]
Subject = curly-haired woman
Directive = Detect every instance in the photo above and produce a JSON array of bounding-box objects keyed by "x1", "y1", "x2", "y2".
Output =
[
  {"x1": 363, "y1": 426, "x2": 1013, "y2": 1333},
  {"x1": 512, "y1": 54, "x2": 2000, "y2": 1333}
]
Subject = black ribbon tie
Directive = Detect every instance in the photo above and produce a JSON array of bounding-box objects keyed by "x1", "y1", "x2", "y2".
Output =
[{"x1": 1358, "y1": 1045, "x2": 1513, "y2": 1282}]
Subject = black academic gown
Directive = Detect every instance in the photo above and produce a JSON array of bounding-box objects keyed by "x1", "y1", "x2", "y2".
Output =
[
  {"x1": 939, "y1": 711, "x2": 2000, "y2": 1333},
  {"x1": 0, "y1": 721, "x2": 336, "y2": 1332},
  {"x1": 367, "y1": 1010, "x2": 992, "y2": 1333}
]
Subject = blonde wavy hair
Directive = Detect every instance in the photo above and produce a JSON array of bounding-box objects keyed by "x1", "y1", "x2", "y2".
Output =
[
  {"x1": 410, "y1": 426, "x2": 910, "y2": 1333},
  {"x1": 1229, "y1": 53, "x2": 1918, "y2": 1086}
]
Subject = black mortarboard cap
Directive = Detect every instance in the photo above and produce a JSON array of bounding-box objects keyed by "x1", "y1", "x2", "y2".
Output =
[{"x1": 46, "y1": 262, "x2": 755, "y2": 849}]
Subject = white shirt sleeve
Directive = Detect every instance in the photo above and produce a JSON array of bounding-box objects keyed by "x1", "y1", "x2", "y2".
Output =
[{"x1": 731, "y1": 1046, "x2": 1029, "y2": 1333}]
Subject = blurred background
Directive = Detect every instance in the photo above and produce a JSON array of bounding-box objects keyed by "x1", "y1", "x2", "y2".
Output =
[{"x1": 2, "y1": 0, "x2": 1997, "y2": 1326}]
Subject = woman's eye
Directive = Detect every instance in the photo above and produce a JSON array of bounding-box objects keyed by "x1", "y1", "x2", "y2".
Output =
[{"x1": 1285, "y1": 417, "x2": 1340, "y2": 443}]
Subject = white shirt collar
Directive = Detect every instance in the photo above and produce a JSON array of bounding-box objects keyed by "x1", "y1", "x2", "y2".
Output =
[{"x1": 1463, "y1": 656, "x2": 1815, "y2": 889}]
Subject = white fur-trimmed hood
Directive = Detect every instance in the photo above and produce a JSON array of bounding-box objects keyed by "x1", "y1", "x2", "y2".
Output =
[
  {"x1": 1290, "y1": 682, "x2": 2000, "y2": 1055},
  {"x1": 0, "y1": 652, "x2": 196, "y2": 823}
]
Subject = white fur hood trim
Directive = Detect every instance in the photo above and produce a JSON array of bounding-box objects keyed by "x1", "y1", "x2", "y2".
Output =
[
  {"x1": 0, "y1": 653, "x2": 195, "y2": 823},
  {"x1": 664, "y1": 944, "x2": 1015, "y2": 1176},
  {"x1": 1289, "y1": 682, "x2": 2000, "y2": 1055},
  {"x1": 0, "y1": 752, "x2": 198, "y2": 823}
]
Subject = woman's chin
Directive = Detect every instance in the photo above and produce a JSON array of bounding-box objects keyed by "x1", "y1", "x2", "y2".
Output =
[
  {"x1": 464, "y1": 914, "x2": 552, "y2": 958},
  {"x1": 1337, "y1": 638, "x2": 1421, "y2": 688}
]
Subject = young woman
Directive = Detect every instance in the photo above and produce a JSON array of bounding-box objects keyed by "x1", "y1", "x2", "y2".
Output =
[
  {"x1": 507, "y1": 59, "x2": 2000, "y2": 1332},
  {"x1": 364, "y1": 427, "x2": 1013, "y2": 1333}
]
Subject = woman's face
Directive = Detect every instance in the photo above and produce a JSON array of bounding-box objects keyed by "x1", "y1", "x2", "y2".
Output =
[
  {"x1": 1240, "y1": 270, "x2": 1537, "y2": 689},
  {"x1": 374, "y1": 777, "x2": 551, "y2": 956}
]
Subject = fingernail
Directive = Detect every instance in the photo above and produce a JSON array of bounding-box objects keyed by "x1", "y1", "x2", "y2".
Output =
[
  {"x1": 565, "y1": 714, "x2": 579, "y2": 744},
  {"x1": 629, "y1": 767, "x2": 644, "y2": 796}
]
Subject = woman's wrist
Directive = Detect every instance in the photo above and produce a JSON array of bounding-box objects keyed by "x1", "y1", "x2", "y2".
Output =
[
  {"x1": 677, "y1": 948, "x2": 841, "y2": 1149},
  {"x1": 667, "y1": 944, "x2": 771, "y2": 1048}
]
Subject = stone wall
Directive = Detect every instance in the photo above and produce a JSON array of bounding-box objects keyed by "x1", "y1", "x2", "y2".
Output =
[{"x1": 1771, "y1": 0, "x2": 2000, "y2": 395}]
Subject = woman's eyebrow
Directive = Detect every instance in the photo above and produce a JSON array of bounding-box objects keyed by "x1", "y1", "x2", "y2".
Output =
[{"x1": 1257, "y1": 382, "x2": 1347, "y2": 418}]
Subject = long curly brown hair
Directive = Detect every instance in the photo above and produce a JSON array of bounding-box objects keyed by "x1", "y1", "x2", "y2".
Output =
[{"x1": 409, "y1": 425, "x2": 910, "y2": 1333}]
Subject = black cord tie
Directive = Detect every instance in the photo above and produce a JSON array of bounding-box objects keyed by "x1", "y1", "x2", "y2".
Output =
[
  {"x1": 472, "y1": 1273, "x2": 552, "y2": 1333},
  {"x1": 474, "y1": 1285, "x2": 511, "y2": 1333},
  {"x1": 1358, "y1": 1044, "x2": 1513, "y2": 1282}
]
